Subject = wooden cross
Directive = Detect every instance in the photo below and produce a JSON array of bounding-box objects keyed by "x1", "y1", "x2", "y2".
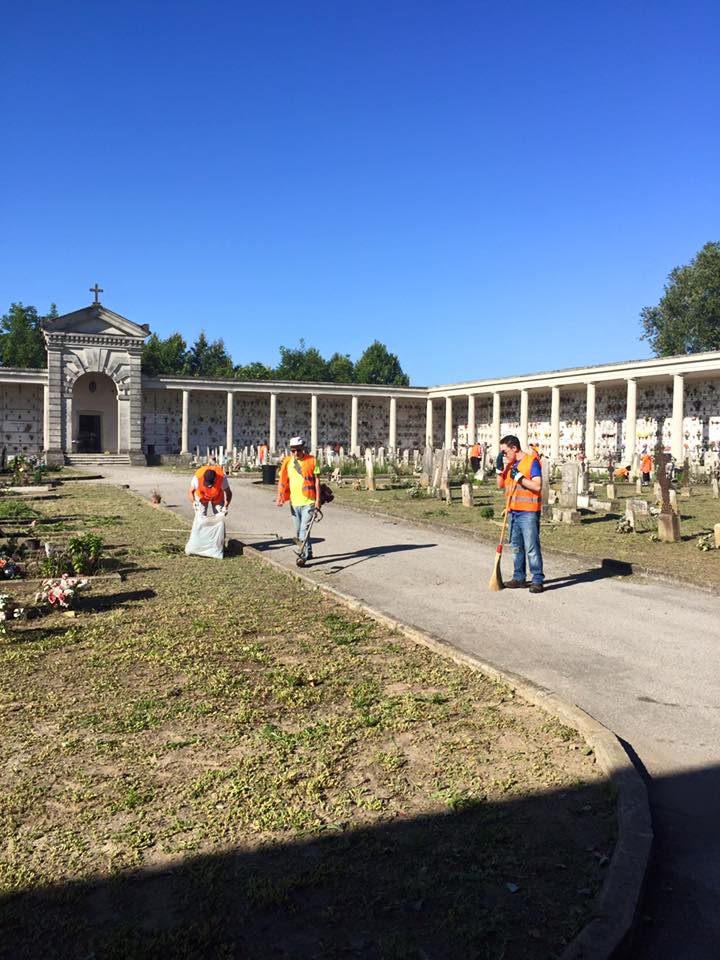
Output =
[{"x1": 89, "y1": 283, "x2": 103, "y2": 303}]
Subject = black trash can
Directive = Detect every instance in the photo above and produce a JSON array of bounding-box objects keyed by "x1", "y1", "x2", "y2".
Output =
[{"x1": 261, "y1": 463, "x2": 278, "y2": 485}]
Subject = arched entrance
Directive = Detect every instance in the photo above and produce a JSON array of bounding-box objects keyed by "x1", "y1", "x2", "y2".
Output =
[{"x1": 72, "y1": 372, "x2": 118, "y2": 454}]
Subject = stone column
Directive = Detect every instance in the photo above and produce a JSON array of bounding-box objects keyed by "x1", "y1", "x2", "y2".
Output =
[
  {"x1": 43, "y1": 384, "x2": 50, "y2": 452},
  {"x1": 425, "y1": 397, "x2": 434, "y2": 447},
  {"x1": 444, "y1": 396, "x2": 453, "y2": 450},
  {"x1": 585, "y1": 382, "x2": 596, "y2": 460},
  {"x1": 550, "y1": 386, "x2": 560, "y2": 460},
  {"x1": 467, "y1": 393, "x2": 476, "y2": 447},
  {"x1": 181, "y1": 389, "x2": 190, "y2": 455},
  {"x1": 625, "y1": 378, "x2": 637, "y2": 463},
  {"x1": 492, "y1": 392, "x2": 501, "y2": 456},
  {"x1": 269, "y1": 392, "x2": 277, "y2": 454},
  {"x1": 672, "y1": 374, "x2": 684, "y2": 461},
  {"x1": 389, "y1": 396, "x2": 397, "y2": 451},
  {"x1": 519, "y1": 390, "x2": 529, "y2": 449},
  {"x1": 310, "y1": 394, "x2": 318, "y2": 454},
  {"x1": 351, "y1": 395, "x2": 359, "y2": 454},
  {"x1": 226, "y1": 391, "x2": 234, "y2": 452}
]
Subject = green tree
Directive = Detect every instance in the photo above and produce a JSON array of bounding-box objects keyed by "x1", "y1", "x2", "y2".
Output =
[
  {"x1": 0, "y1": 302, "x2": 55, "y2": 368},
  {"x1": 142, "y1": 332, "x2": 188, "y2": 375},
  {"x1": 276, "y1": 339, "x2": 330, "y2": 381},
  {"x1": 354, "y1": 340, "x2": 410, "y2": 385},
  {"x1": 640, "y1": 241, "x2": 720, "y2": 355},
  {"x1": 234, "y1": 360, "x2": 274, "y2": 380},
  {"x1": 327, "y1": 352, "x2": 355, "y2": 383},
  {"x1": 186, "y1": 332, "x2": 235, "y2": 378}
]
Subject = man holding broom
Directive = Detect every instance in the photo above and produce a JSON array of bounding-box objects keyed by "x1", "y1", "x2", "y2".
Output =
[{"x1": 495, "y1": 435, "x2": 544, "y2": 593}]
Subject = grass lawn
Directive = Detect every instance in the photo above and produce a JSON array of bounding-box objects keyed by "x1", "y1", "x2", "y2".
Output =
[
  {"x1": 1, "y1": 482, "x2": 615, "y2": 960},
  {"x1": 329, "y1": 479, "x2": 720, "y2": 591}
]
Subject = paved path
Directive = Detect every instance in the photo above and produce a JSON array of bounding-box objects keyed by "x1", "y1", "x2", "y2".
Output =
[{"x1": 96, "y1": 465, "x2": 720, "y2": 958}]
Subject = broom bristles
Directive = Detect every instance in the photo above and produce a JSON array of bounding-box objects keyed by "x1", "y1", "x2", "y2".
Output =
[{"x1": 488, "y1": 548, "x2": 504, "y2": 591}]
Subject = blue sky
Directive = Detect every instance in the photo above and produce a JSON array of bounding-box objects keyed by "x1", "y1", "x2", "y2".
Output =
[{"x1": 2, "y1": 1, "x2": 719, "y2": 385}]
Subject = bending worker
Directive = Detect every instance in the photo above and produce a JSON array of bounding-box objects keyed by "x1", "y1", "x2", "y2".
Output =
[
  {"x1": 276, "y1": 436, "x2": 320, "y2": 567},
  {"x1": 496, "y1": 435, "x2": 544, "y2": 594},
  {"x1": 188, "y1": 465, "x2": 232, "y2": 515}
]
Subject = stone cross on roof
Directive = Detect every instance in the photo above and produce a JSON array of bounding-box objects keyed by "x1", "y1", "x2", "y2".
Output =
[{"x1": 89, "y1": 283, "x2": 103, "y2": 304}]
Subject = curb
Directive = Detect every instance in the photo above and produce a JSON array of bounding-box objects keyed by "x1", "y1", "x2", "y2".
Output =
[{"x1": 248, "y1": 544, "x2": 653, "y2": 960}]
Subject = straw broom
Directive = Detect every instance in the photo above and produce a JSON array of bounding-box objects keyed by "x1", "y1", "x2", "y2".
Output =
[{"x1": 488, "y1": 482, "x2": 517, "y2": 592}]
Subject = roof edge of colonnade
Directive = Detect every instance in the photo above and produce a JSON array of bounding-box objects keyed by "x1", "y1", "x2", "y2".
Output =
[{"x1": 249, "y1": 543, "x2": 654, "y2": 960}]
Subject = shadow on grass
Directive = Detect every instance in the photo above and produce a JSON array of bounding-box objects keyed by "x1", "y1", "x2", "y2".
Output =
[
  {"x1": 0, "y1": 778, "x2": 618, "y2": 960},
  {"x1": 578, "y1": 513, "x2": 622, "y2": 524},
  {"x1": 81, "y1": 589, "x2": 157, "y2": 613}
]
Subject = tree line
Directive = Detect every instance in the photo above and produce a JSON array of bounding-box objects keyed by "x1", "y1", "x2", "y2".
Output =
[
  {"x1": 0, "y1": 304, "x2": 410, "y2": 385},
  {"x1": 141, "y1": 333, "x2": 411, "y2": 385}
]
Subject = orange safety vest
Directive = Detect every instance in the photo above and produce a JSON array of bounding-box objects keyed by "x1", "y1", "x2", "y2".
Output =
[
  {"x1": 501, "y1": 450, "x2": 542, "y2": 512},
  {"x1": 278, "y1": 455, "x2": 317, "y2": 504},
  {"x1": 470, "y1": 443, "x2": 482, "y2": 458},
  {"x1": 194, "y1": 465, "x2": 226, "y2": 505},
  {"x1": 641, "y1": 456, "x2": 652, "y2": 473}
]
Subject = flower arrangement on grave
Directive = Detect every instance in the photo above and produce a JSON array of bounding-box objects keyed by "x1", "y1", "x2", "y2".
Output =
[
  {"x1": 0, "y1": 556, "x2": 23, "y2": 579},
  {"x1": 0, "y1": 594, "x2": 24, "y2": 633},
  {"x1": 35, "y1": 575, "x2": 89, "y2": 610}
]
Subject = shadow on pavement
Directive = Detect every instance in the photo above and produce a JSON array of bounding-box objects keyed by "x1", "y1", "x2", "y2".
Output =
[
  {"x1": 543, "y1": 559, "x2": 633, "y2": 592},
  {"x1": 307, "y1": 542, "x2": 437, "y2": 572}
]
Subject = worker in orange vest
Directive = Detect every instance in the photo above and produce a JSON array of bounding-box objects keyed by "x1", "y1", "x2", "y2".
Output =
[
  {"x1": 276, "y1": 436, "x2": 320, "y2": 567},
  {"x1": 469, "y1": 441, "x2": 483, "y2": 475},
  {"x1": 640, "y1": 452, "x2": 653, "y2": 486},
  {"x1": 188, "y1": 465, "x2": 233, "y2": 515},
  {"x1": 496, "y1": 435, "x2": 544, "y2": 593}
]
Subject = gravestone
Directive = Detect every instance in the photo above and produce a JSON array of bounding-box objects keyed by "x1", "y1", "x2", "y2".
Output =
[
  {"x1": 541, "y1": 464, "x2": 552, "y2": 519},
  {"x1": 420, "y1": 446, "x2": 433, "y2": 488},
  {"x1": 715, "y1": 523, "x2": 720, "y2": 549},
  {"x1": 365, "y1": 450, "x2": 376, "y2": 491},
  {"x1": 559, "y1": 463, "x2": 580, "y2": 510},
  {"x1": 658, "y1": 513, "x2": 681, "y2": 542},
  {"x1": 439, "y1": 448, "x2": 452, "y2": 497},
  {"x1": 712, "y1": 478, "x2": 719, "y2": 499},
  {"x1": 606, "y1": 483, "x2": 616, "y2": 501},
  {"x1": 669, "y1": 489, "x2": 678, "y2": 513},
  {"x1": 625, "y1": 498, "x2": 651, "y2": 532},
  {"x1": 577, "y1": 462, "x2": 590, "y2": 496},
  {"x1": 461, "y1": 483, "x2": 474, "y2": 507}
]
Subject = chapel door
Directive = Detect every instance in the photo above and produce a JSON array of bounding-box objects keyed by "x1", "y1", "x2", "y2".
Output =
[{"x1": 77, "y1": 415, "x2": 102, "y2": 453}]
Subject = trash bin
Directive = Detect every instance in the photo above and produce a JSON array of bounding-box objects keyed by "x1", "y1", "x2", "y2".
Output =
[{"x1": 261, "y1": 463, "x2": 278, "y2": 485}]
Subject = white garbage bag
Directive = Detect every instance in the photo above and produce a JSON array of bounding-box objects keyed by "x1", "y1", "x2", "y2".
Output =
[{"x1": 185, "y1": 509, "x2": 226, "y2": 559}]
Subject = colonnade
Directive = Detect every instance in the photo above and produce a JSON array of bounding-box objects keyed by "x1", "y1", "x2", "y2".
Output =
[
  {"x1": 437, "y1": 373, "x2": 689, "y2": 461},
  {"x1": 173, "y1": 372, "x2": 691, "y2": 461},
  {"x1": 177, "y1": 389, "x2": 405, "y2": 457}
]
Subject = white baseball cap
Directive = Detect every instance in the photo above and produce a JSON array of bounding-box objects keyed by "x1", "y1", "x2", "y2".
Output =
[{"x1": 289, "y1": 436, "x2": 304, "y2": 448}]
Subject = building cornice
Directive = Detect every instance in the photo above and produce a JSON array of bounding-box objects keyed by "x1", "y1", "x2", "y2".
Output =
[
  {"x1": 45, "y1": 333, "x2": 145, "y2": 350},
  {"x1": 428, "y1": 350, "x2": 720, "y2": 398},
  {"x1": 0, "y1": 368, "x2": 48, "y2": 386},
  {"x1": 141, "y1": 375, "x2": 428, "y2": 399}
]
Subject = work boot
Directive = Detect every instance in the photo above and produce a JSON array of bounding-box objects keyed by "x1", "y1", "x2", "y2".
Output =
[
  {"x1": 529, "y1": 583, "x2": 544, "y2": 594},
  {"x1": 505, "y1": 579, "x2": 527, "y2": 589}
]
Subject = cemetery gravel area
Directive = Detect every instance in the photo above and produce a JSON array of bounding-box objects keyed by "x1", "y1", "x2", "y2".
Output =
[
  {"x1": 0, "y1": 482, "x2": 615, "y2": 960},
  {"x1": 330, "y1": 480, "x2": 720, "y2": 591}
]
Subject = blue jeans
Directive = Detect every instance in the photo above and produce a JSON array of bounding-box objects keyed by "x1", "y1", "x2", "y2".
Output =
[
  {"x1": 291, "y1": 504, "x2": 315, "y2": 560},
  {"x1": 508, "y1": 511, "x2": 544, "y2": 585}
]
